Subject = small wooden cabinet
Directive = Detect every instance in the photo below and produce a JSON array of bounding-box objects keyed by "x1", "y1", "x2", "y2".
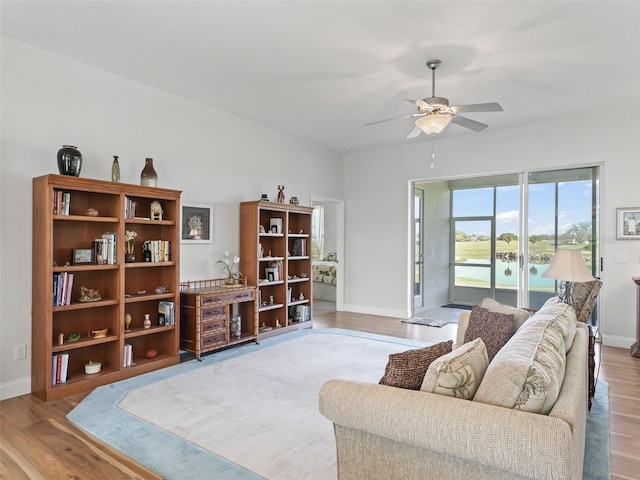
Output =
[
  {"x1": 240, "y1": 200, "x2": 314, "y2": 339},
  {"x1": 32, "y1": 174, "x2": 182, "y2": 401},
  {"x1": 180, "y1": 278, "x2": 258, "y2": 359}
]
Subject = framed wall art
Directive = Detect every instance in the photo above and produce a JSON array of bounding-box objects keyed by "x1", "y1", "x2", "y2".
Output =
[
  {"x1": 616, "y1": 207, "x2": 640, "y2": 240},
  {"x1": 181, "y1": 203, "x2": 213, "y2": 243}
]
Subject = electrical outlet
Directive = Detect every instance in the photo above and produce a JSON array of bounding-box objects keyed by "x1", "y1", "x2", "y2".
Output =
[{"x1": 14, "y1": 344, "x2": 27, "y2": 360}]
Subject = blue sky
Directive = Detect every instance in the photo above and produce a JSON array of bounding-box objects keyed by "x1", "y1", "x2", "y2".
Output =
[{"x1": 453, "y1": 181, "x2": 594, "y2": 237}]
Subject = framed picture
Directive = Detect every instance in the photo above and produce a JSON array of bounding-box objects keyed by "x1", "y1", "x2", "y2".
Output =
[
  {"x1": 616, "y1": 207, "x2": 640, "y2": 240},
  {"x1": 181, "y1": 203, "x2": 213, "y2": 243},
  {"x1": 72, "y1": 248, "x2": 94, "y2": 265},
  {"x1": 269, "y1": 217, "x2": 283, "y2": 234}
]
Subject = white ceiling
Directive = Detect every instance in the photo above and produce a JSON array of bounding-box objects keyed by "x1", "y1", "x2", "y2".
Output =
[{"x1": 2, "y1": 1, "x2": 639, "y2": 152}]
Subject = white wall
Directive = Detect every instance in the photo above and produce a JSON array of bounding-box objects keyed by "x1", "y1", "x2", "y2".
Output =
[
  {"x1": 422, "y1": 182, "x2": 451, "y2": 310},
  {"x1": 343, "y1": 109, "x2": 640, "y2": 350},
  {"x1": 0, "y1": 37, "x2": 344, "y2": 399}
]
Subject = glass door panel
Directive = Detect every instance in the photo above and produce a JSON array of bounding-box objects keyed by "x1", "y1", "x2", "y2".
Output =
[
  {"x1": 452, "y1": 219, "x2": 493, "y2": 304},
  {"x1": 413, "y1": 188, "x2": 424, "y2": 310}
]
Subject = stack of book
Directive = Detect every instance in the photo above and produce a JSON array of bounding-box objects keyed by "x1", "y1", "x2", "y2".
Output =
[
  {"x1": 158, "y1": 301, "x2": 175, "y2": 326},
  {"x1": 51, "y1": 352, "x2": 69, "y2": 385},
  {"x1": 52, "y1": 190, "x2": 71, "y2": 215},
  {"x1": 52, "y1": 272, "x2": 74, "y2": 306}
]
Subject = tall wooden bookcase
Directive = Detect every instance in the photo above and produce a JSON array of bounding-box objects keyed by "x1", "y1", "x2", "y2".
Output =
[
  {"x1": 240, "y1": 200, "x2": 313, "y2": 338},
  {"x1": 32, "y1": 174, "x2": 182, "y2": 401}
]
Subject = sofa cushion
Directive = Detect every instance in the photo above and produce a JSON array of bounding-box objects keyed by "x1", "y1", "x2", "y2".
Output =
[
  {"x1": 473, "y1": 313, "x2": 568, "y2": 414},
  {"x1": 420, "y1": 337, "x2": 488, "y2": 399},
  {"x1": 379, "y1": 340, "x2": 453, "y2": 390},
  {"x1": 532, "y1": 301, "x2": 577, "y2": 353},
  {"x1": 481, "y1": 297, "x2": 531, "y2": 331},
  {"x1": 464, "y1": 305, "x2": 515, "y2": 362}
]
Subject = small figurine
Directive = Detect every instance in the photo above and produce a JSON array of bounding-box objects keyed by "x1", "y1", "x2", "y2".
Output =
[
  {"x1": 299, "y1": 292, "x2": 305, "y2": 300},
  {"x1": 277, "y1": 185, "x2": 285, "y2": 203},
  {"x1": 154, "y1": 285, "x2": 169, "y2": 294},
  {"x1": 150, "y1": 200, "x2": 163, "y2": 220},
  {"x1": 260, "y1": 193, "x2": 269, "y2": 201},
  {"x1": 259, "y1": 225, "x2": 266, "y2": 233},
  {"x1": 86, "y1": 207, "x2": 99, "y2": 216},
  {"x1": 275, "y1": 318, "x2": 282, "y2": 328},
  {"x1": 289, "y1": 196, "x2": 299, "y2": 205},
  {"x1": 79, "y1": 287, "x2": 101, "y2": 302},
  {"x1": 269, "y1": 295, "x2": 275, "y2": 305}
]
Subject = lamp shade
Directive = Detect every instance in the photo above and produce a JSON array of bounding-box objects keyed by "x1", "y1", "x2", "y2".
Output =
[
  {"x1": 415, "y1": 114, "x2": 451, "y2": 135},
  {"x1": 542, "y1": 248, "x2": 594, "y2": 282}
]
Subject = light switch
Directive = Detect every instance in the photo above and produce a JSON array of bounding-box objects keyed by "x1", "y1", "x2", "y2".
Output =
[{"x1": 614, "y1": 253, "x2": 628, "y2": 263}]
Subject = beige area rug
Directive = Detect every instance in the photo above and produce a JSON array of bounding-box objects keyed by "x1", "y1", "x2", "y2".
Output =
[{"x1": 117, "y1": 331, "x2": 417, "y2": 480}]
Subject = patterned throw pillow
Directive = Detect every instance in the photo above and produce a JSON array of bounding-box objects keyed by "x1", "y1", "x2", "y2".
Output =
[
  {"x1": 481, "y1": 298, "x2": 531, "y2": 331},
  {"x1": 420, "y1": 338, "x2": 488, "y2": 399},
  {"x1": 473, "y1": 315, "x2": 567, "y2": 414},
  {"x1": 464, "y1": 305, "x2": 515, "y2": 362},
  {"x1": 379, "y1": 340, "x2": 453, "y2": 390}
]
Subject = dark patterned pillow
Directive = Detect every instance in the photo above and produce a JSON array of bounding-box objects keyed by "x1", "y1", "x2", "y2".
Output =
[
  {"x1": 379, "y1": 340, "x2": 453, "y2": 390},
  {"x1": 464, "y1": 305, "x2": 515, "y2": 362}
]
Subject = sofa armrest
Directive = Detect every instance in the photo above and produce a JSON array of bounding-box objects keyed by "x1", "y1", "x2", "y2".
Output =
[{"x1": 319, "y1": 380, "x2": 574, "y2": 479}]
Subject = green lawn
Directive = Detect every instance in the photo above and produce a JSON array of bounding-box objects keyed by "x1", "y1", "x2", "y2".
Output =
[{"x1": 455, "y1": 239, "x2": 591, "y2": 264}]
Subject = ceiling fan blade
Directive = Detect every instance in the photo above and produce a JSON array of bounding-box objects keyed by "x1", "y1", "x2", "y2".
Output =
[
  {"x1": 405, "y1": 125, "x2": 422, "y2": 139},
  {"x1": 365, "y1": 113, "x2": 422, "y2": 127},
  {"x1": 451, "y1": 115, "x2": 489, "y2": 132},
  {"x1": 451, "y1": 102, "x2": 503, "y2": 114},
  {"x1": 405, "y1": 98, "x2": 432, "y2": 109}
]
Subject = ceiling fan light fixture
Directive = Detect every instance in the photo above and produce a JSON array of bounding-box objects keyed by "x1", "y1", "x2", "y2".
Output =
[{"x1": 415, "y1": 113, "x2": 451, "y2": 136}]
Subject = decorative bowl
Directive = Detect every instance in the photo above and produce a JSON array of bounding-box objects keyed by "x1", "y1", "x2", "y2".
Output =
[
  {"x1": 85, "y1": 361, "x2": 101, "y2": 374},
  {"x1": 88, "y1": 329, "x2": 108, "y2": 338}
]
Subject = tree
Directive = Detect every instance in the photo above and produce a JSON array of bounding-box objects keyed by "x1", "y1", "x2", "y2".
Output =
[
  {"x1": 564, "y1": 222, "x2": 592, "y2": 244},
  {"x1": 455, "y1": 230, "x2": 469, "y2": 242},
  {"x1": 529, "y1": 235, "x2": 540, "y2": 245},
  {"x1": 498, "y1": 232, "x2": 517, "y2": 245}
]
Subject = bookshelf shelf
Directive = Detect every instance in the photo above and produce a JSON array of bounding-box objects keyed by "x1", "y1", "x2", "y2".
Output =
[{"x1": 32, "y1": 174, "x2": 182, "y2": 401}]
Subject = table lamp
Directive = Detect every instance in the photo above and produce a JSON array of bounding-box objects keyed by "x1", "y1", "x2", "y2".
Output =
[{"x1": 542, "y1": 248, "x2": 594, "y2": 304}]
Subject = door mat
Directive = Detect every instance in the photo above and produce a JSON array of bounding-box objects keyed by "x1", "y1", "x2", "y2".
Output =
[
  {"x1": 443, "y1": 303, "x2": 473, "y2": 310},
  {"x1": 402, "y1": 317, "x2": 450, "y2": 327}
]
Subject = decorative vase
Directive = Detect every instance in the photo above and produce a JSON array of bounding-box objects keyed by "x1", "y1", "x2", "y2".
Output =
[
  {"x1": 125, "y1": 312, "x2": 132, "y2": 332},
  {"x1": 143, "y1": 313, "x2": 151, "y2": 329},
  {"x1": 111, "y1": 155, "x2": 120, "y2": 182},
  {"x1": 140, "y1": 157, "x2": 158, "y2": 187},
  {"x1": 57, "y1": 145, "x2": 82, "y2": 176},
  {"x1": 230, "y1": 315, "x2": 242, "y2": 338},
  {"x1": 125, "y1": 253, "x2": 136, "y2": 263}
]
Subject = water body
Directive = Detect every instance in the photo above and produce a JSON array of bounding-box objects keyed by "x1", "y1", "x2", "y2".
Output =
[{"x1": 455, "y1": 258, "x2": 555, "y2": 290}]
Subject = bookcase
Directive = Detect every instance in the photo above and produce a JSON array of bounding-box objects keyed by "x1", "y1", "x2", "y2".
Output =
[
  {"x1": 240, "y1": 200, "x2": 313, "y2": 339},
  {"x1": 32, "y1": 174, "x2": 181, "y2": 401}
]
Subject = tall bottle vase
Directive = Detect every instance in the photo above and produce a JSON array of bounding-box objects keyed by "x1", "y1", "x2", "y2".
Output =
[{"x1": 140, "y1": 157, "x2": 158, "y2": 186}]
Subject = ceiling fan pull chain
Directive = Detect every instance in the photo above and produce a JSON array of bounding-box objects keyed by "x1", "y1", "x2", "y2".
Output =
[{"x1": 430, "y1": 141, "x2": 435, "y2": 168}]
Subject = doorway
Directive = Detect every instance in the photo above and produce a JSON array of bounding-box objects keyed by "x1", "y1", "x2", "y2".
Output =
[{"x1": 310, "y1": 196, "x2": 345, "y2": 316}]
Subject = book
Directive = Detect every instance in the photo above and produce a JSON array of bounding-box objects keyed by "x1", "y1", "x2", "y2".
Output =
[
  {"x1": 65, "y1": 273, "x2": 74, "y2": 306},
  {"x1": 292, "y1": 238, "x2": 306, "y2": 256},
  {"x1": 59, "y1": 353, "x2": 69, "y2": 384}
]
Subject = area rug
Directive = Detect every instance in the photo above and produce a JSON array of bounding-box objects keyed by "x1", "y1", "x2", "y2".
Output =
[
  {"x1": 584, "y1": 380, "x2": 611, "y2": 479},
  {"x1": 67, "y1": 329, "x2": 425, "y2": 480},
  {"x1": 67, "y1": 329, "x2": 611, "y2": 480},
  {"x1": 402, "y1": 317, "x2": 450, "y2": 327}
]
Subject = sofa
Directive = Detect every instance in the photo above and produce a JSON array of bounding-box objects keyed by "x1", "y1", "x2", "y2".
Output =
[{"x1": 318, "y1": 299, "x2": 589, "y2": 480}]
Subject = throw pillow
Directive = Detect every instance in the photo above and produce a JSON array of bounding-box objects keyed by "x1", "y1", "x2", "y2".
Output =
[
  {"x1": 420, "y1": 337, "x2": 488, "y2": 399},
  {"x1": 379, "y1": 340, "x2": 453, "y2": 390},
  {"x1": 463, "y1": 305, "x2": 515, "y2": 362},
  {"x1": 481, "y1": 298, "x2": 531, "y2": 331},
  {"x1": 473, "y1": 314, "x2": 567, "y2": 414}
]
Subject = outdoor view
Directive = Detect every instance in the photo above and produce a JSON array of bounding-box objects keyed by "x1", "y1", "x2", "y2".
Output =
[{"x1": 453, "y1": 175, "x2": 597, "y2": 294}]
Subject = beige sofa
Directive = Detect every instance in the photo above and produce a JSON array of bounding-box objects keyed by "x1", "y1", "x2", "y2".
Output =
[{"x1": 318, "y1": 302, "x2": 588, "y2": 480}]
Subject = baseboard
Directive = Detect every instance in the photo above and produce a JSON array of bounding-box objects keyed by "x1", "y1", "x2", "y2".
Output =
[
  {"x1": 341, "y1": 304, "x2": 408, "y2": 319},
  {"x1": 601, "y1": 334, "x2": 636, "y2": 350},
  {"x1": 0, "y1": 376, "x2": 31, "y2": 401}
]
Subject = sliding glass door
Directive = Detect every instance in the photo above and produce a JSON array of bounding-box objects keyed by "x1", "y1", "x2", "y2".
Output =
[
  {"x1": 414, "y1": 165, "x2": 599, "y2": 312},
  {"x1": 526, "y1": 167, "x2": 599, "y2": 309}
]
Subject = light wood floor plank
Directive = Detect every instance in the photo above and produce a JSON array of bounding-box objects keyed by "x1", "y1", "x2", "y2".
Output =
[{"x1": 0, "y1": 310, "x2": 638, "y2": 479}]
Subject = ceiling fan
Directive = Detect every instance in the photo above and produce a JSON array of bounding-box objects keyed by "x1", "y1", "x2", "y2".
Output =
[{"x1": 366, "y1": 59, "x2": 503, "y2": 138}]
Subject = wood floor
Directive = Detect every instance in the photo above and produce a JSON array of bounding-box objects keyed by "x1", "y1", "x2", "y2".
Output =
[{"x1": 1, "y1": 310, "x2": 638, "y2": 479}]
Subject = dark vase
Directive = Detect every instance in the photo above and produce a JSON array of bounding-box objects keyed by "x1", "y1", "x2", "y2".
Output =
[
  {"x1": 57, "y1": 145, "x2": 82, "y2": 176},
  {"x1": 140, "y1": 157, "x2": 158, "y2": 187},
  {"x1": 125, "y1": 253, "x2": 136, "y2": 263}
]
